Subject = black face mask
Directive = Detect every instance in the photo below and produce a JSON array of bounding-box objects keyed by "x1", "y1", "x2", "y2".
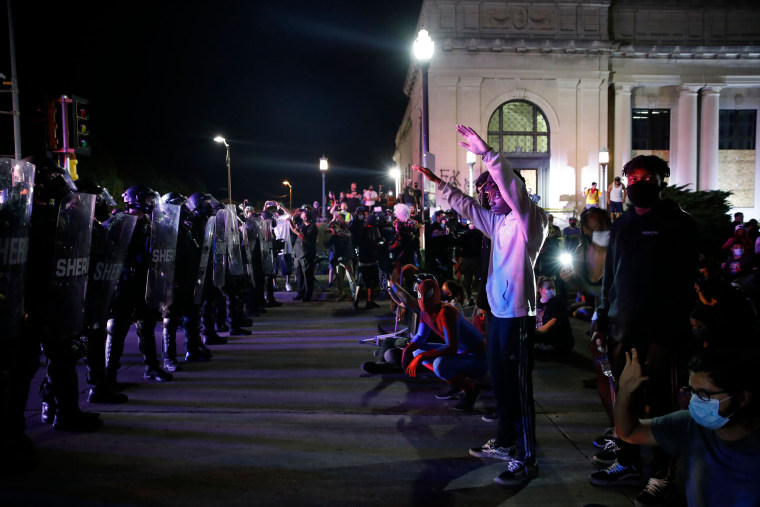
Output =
[{"x1": 627, "y1": 181, "x2": 661, "y2": 208}]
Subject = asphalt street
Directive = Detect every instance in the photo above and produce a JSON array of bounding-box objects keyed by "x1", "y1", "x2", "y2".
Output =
[{"x1": 2, "y1": 281, "x2": 644, "y2": 507}]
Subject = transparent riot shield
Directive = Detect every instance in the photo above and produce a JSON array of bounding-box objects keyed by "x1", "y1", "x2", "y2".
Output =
[
  {"x1": 48, "y1": 192, "x2": 95, "y2": 340},
  {"x1": 84, "y1": 213, "x2": 137, "y2": 329},
  {"x1": 193, "y1": 215, "x2": 215, "y2": 305},
  {"x1": 145, "y1": 200, "x2": 181, "y2": 309},
  {"x1": 0, "y1": 159, "x2": 34, "y2": 343},
  {"x1": 240, "y1": 220, "x2": 256, "y2": 288},
  {"x1": 259, "y1": 215, "x2": 276, "y2": 276},
  {"x1": 225, "y1": 205, "x2": 244, "y2": 276},
  {"x1": 213, "y1": 210, "x2": 227, "y2": 288}
]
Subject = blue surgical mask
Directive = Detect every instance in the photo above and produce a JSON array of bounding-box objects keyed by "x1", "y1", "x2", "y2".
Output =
[
  {"x1": 688, "y1": 394, "x2": 732, "y2": 429},
  {"x1": 542, "y1": 289, "x2": 556, "y2": 301}
]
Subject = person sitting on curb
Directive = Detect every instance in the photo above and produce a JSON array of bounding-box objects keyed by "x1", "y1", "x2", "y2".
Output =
[{"x1": 401, "y1": 279, "x2": 487, "y2": 412}]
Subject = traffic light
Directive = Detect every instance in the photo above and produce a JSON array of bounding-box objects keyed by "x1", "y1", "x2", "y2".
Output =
[
  {"x1": 71, "y1": 96, "x2": 90, "y2": 155},
  {"x1": 46, "y1": 99, "x2": 63, "y2": 151}
]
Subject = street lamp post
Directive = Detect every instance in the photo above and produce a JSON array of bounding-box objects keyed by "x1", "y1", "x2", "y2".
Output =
[
  {"x1": 214, "y1": 136, "x2": 232, "y2": 204},
  {"x1": 413, "y1": 28, "x2": 434, "y2": 208},
  {"x1": 319, "y1": 155, "x2": 328, "y2": 219},
  {"x1": 466, "y1": 151, "x2": 476, "y2": 196},
  {"x1": 413, "y1": 29, "x2": 434, "y2": 160},
  {"x1": 599, "y1": 147, "x2": 609, "y2": 210},
  {"x1": 282, "y1": 180, "x2": 292, "y2": 210}
]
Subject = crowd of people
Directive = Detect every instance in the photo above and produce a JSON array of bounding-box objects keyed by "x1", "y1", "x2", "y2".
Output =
[{"x1": 3, "y1": 121, "x2": 760, "y2": 505}]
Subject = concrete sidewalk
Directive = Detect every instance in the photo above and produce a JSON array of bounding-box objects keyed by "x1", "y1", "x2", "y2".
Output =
[{"x1": 2, "y1": 285, "x2": 641, "y2": 506}]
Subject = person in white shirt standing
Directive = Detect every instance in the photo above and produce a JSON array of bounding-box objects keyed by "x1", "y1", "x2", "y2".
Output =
[
  {"x1": 607, "y1": 176, "x2": 626, "y2": 221},
  {"x1": 414, "y1": 124, "x2": 547, "y2": 487},
  {"x1": 363, "y1": 185, "x2": 378, "y2": 208}
]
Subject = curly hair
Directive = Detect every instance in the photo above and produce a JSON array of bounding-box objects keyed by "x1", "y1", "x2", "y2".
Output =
[
  {"x1": 622, "y1": 155, "x2": 670, "y2": 187},
  {"x1": 394, "y1": 202, "x2": 411, "y2": 222}
]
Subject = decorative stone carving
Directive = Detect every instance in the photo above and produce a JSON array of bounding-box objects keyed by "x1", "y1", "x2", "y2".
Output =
[{"x1": 512, "y1": 7, "x2": 528, "y2": 29}]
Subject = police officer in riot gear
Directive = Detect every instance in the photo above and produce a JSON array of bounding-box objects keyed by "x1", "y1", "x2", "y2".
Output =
[
  {"x1": 187, "y1": 192, "x2": 228, "y2": 345},
  {"x1": 106, "y1": 184, "x2": 174, "y2": 385},
  {"x1": 160, "y1": 192, "x2": 211, "y2": 367},
  {"x1": 24, "y1": 155, "x2": 102, "y2": 432},
  {"x1": 0, "y1": 157, "x2": 36, "y2": 469},
  {"x1": 75, "y1": 178, "x2": 133, "y2": 404}
]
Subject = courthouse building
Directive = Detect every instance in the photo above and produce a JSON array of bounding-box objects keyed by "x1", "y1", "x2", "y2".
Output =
[{"x1": 395, "y1": 0, "x2": 760, "y2": 218}]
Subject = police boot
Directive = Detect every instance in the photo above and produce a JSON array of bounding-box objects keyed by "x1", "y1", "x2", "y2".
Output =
[
  {"x1": 137, "y1": 320, "x2": 173, "y2": 382},
  {"x1": 105, "y1": 318, "x2": 130, "y2": 390},
  {"x1": 216, "y1": 292, "x2": 230, "y2": 332},
  {"x1": 84, "y1": 328, "x2": 106, "y2": 391},
  {"x1": 229, "y1": 293, "x2": 252, "y2": 336},
  {"x1": 39, "y1": 378, "x2": 56, "y2": 425},
  {"x1": 46, "y1": 341, "x2": 102, "y2": 432},
  {"x1": 161, "y1": 317, "x2": 180, "y2": 372},
  {"x1": 183, "y1": 314, "x2": 210, "y2": 361},
  {"x1": 202, "y1": 301, "x2": 226, "y2": 345}
]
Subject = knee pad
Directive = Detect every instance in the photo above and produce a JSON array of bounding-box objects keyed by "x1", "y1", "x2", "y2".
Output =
[{"x1": 106, "y1": 319, "x2": 129, "y2": 339}]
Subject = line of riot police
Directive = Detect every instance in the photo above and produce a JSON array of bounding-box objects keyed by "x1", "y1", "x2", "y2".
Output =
[{"x1": 0, "y1": 155, "x2": 281, "y2": 472}]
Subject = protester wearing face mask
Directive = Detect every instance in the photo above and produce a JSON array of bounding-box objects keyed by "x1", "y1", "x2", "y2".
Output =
[
  {"x1": 614, "y1": 347, "x2": 760, "y2": 507},
  {"x1": 721, "y1": 241, "x2": 753, "y2": 281},
  {"x1": 590, "y1": 155, "x2": 699, "y2": 506},
  {"x1": 533, "y1": 278, "x2": 573, "y2": 355}
]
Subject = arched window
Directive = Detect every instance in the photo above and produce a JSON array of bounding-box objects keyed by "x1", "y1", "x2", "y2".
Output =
[{"x1": 487, "y1": 100, "x2": 550, "y2": 154}]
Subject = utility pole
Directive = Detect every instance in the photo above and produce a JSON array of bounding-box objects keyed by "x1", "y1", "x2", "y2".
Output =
[{"x1": 5, "y1": 0, "x2": 21, "y2": 159}]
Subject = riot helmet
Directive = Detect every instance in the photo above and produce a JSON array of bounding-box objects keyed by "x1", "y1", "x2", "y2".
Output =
[
  {"x1": 24, "y1": 154, "x2": 76, "y2": 203},
  {"x1": 75, "y1": 178, "x2": 118, "y2": 222},
  {"x1": 122, "y1": 184, "x2": 159, "y2": 215},
  {"x1": 162, "y1": 191, "x2": 192, "y2": 222},
  {"x1": 187, "y1": 192, "x2": 222, "y2": 218}
]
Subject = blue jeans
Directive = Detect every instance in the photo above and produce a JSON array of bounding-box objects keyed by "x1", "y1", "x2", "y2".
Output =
[{"x1": 487, "y1": 313, "x2": 537, "y2": 463}]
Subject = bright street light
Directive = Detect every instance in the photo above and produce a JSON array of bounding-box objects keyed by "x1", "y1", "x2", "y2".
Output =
[
  {"x1": 214, "y1": 136, "x2": 232, "y2": 204},
  {"x1": 319, "y1": 155, "x2": 328, "y2": 219},
  {"x1": 282, "y1": 180, "x2": 292, "y2": 210},
  {"x1": 389, "y1": 167, "x2": 400, "y2": 197},
  {"x1": 414, "y1": 28, "x2": 434, "y2": 209}
]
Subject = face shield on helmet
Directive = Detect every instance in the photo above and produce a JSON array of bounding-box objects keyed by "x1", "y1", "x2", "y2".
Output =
[
  {"x1": 27, "y1": 155, "x2": 76, "y2": 203},
  {"x1": 187, "y1": 192, "x2": 222, "y2": 218},
  {"x1": 162, "y1": 191, "x2": 191, "y2": 222},
  {"x1": 122, "y1": 184, "x2": 158, "y2": 215}
]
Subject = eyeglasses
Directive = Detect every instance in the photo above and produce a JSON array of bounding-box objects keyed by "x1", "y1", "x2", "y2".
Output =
[{"x1": 682, "y1": 386, "x2": 728, "y2": 402}]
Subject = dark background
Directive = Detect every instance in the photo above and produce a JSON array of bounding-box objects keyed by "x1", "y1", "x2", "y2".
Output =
[{"x1": 0, "y1": 0, "x2": 422, "y2": 207}]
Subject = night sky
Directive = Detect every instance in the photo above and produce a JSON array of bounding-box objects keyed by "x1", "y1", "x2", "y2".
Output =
[{"x1": 0, "y1": 0, "x2": 423, "y2": 207}]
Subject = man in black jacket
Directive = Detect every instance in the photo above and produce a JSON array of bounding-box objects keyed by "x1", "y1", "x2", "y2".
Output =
[
  {"x1": 590, "y1": 155, "x2": 698, "y2": 507},
  {"x1": 289, "y1": 208, "x2": 318, "y2": 302}
]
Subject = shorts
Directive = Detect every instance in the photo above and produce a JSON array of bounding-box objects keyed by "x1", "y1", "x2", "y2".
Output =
[
  {"x1": 276, "y1": 253, "x2": 293, "y2": 276},
  {"x1": 609, "y1": 201, "x2": 623, "y2": 213},
  {"x1": 585, "y1": 203, "x2": 599, "y2": 209}
]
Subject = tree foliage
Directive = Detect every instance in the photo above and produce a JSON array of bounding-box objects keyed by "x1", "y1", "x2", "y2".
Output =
[{"x1": 661, "y1": 184, "x2": 732, "y2": 261}]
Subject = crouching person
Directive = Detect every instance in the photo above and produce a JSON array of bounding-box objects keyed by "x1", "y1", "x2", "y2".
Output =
[{"x1": 401, "y1": 279, "x2": 486, "y2": 411}]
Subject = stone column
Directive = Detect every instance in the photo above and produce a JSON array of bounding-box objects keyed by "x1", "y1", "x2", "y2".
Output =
[
  {"x1": 458, "y1": 76, "x2": 483, "y2": 190},
  {"x1": 699, "y1": 86, "x2": 723, "y2": 191},
  {"x1": 613, "y1": 84, "x2": 633, "y2": 176},
  {"x1": 675, "y1": 85, "x2": 700, "y2": 189}
]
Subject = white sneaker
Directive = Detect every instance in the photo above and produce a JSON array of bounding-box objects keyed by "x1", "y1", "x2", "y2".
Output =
[
  {"x1": 469, "y1": 439, "x2": 516, "y2": 461},
  {"x1": 285, "y1": 282, "x2": 292, "y2": 292}
]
